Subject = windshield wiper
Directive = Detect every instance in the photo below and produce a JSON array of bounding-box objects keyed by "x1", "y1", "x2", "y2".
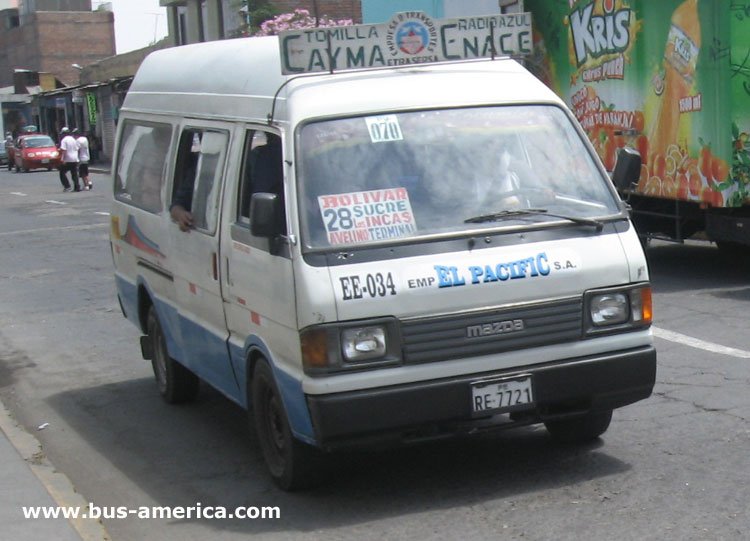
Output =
[{"x1": 464, "y1": 208, "x2": 604, "y2": 231}]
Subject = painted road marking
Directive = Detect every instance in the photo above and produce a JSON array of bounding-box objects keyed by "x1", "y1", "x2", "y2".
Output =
[
  {"x1": 653, "y1": 326, "x2": 750, "y2": 359},
  {"x1": 45, "y1": 200, "x2": 66, "y2": 205},
  {"x1": 9, "y1": 191, "x2": 27, "y2": 196},
  {"x1": 0, "y1": 223, "x2": 108, "y2": 237},
  {"x1": 95, "y1": 211, "x2": 110, "y2": 216}
]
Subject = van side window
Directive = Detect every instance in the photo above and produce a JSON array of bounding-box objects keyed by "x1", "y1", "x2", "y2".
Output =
[
  {"x1": 114, "y1": 121, "x2": 172, "y2": 213},
  {"x1": 237, "y1": 130, "x2": 285, "y2": 234},
  {"x1": 171, "y1": 128, "x2": 228, "y2": 234}
]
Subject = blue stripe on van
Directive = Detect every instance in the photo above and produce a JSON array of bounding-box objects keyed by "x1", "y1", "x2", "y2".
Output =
[
  {"x1": 117, "y1": 273, "x2": 315, "y2": 444},
  {"x1": 115, "y1": 274, "x2": 139, "y2": 329},
  {"x1": 274, "y1": 366, "x2": 315, "y2": 445},
  {"x1": 117, "y1": 273, "x2": 241, "y2": 402},
  {"x1": 175, "y1": 315, "x2": 241, "y2": 404},
  {"x1": 116, "y1": 273, "x2": 184, "y2": 362},
  {"x1": 229, "y1": 338, "x2": 316, "y2": 445}
]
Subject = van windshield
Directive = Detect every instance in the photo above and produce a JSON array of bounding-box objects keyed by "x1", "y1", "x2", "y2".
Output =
[{"x1": 297, "y1": 105, "x2": 621, "y2": 250}]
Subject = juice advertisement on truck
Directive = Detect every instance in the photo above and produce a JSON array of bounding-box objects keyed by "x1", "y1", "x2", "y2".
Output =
[{"x1": 525, "y1": 0, "x2": 750, "y2": 208}]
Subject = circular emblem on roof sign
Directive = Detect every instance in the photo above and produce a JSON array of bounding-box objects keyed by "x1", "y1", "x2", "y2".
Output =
[
  {"x1": 386, "y1": 12, "x2": 439, "y2": 65},
  {"x1": 396, "y1": 21, "x2": 429, "y2": 54}
]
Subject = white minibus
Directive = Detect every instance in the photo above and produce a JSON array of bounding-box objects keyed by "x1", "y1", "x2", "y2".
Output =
[{"x1": 111, "y1": 13, "x2": 655, "y2": 490}]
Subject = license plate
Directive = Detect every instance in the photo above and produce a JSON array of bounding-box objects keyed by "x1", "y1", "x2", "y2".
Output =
[
  {"x1": 41, "y1": 159, "x2": 49, "y2": 164},
  {"x1": 471, "y1": 375, "x2": 534, "y2": 415}
]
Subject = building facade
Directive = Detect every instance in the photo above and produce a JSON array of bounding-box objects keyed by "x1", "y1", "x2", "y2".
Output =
[
  {"x1": 159, "y1": 0, "x2": 362, "y2": 45},
  {"x1": 0, "y1": 1, "x2": 115, "y2": 88},
  {"x1": 361, "y1": 0, "x2": 521, "y2": 23},
  {"x1": 22, "y1": 1, "x2": 366, "y2": 161}
]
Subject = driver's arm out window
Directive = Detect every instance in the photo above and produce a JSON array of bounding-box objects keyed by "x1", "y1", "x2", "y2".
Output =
[{"x1": 172, "y1": 128, "x2": 228, "y2": 234}]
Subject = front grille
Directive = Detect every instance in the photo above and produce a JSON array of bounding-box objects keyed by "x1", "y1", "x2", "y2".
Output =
[{"x1": 401, "y1": 297, "x2": 583, "y2": 364}]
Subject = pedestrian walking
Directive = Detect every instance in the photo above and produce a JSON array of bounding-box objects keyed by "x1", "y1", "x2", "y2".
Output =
[
  {"x1": 58, "y1": 127, "x2": 80, "y2": 192},
  {"x1": 74, "y1": 129, "x2": 92, "y2": 190}
]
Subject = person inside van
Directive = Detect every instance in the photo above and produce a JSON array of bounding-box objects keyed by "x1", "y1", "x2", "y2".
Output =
[
  {"x1": 170, "y1": 133, "x2": 200, "y2": 232},
  {"x1": 474, "y1": 139, "x2": 551, "y2": 211},
  {"x1": 170, "y1": 184, "x2": 194, "y2": 231},
  {"x1": 249, "y1": 133, "x2": 283, "y2": 194},
  {"x1": 239, "y1": 132, "x2": 285, "y2": 235},
  {"x1": 483, "y1": 148, "x2": 522, "y2": 207}
]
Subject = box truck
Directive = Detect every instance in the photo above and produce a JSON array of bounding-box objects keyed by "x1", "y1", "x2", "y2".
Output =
[{"x1": 526, "y1": 0, "x2": 750, "y2": 249}]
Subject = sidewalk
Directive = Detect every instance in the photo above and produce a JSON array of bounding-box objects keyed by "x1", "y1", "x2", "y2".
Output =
[
  {"x1": 89, "y1": 160, "x2": 111, "y2": 175},
  {"x1": 0, "y1": 405, "x2": 109, "y2": 541}
]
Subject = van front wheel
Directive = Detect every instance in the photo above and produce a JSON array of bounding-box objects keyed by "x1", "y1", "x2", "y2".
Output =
[
  {"x1": 544, "y1": 409, "x2": 613, "y2": 443},
  {"x1": 252, "y1": 359, "x2": 324, "y2": 490},
  {"x1": 146, "y1": 307, "x2": 199, "y2": 404}
]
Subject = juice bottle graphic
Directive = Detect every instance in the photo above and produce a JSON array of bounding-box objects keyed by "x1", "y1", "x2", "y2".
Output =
[{"x1": 648, "y1": 0, "x2": 701, "y2": 166}]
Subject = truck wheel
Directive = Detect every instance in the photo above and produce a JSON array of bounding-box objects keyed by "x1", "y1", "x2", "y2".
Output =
[
  {"x1": 252, "y1": 359, "x2": 324, "y2": 490},
  {"x1": 146, "y1": 307, "x2": 199, "y2": 404},
  {"x1": 544, "y1": 410, "x2": 613, "y2": 443},
  {"x1": 638, "y1": 234, "x2": 650, "y2": 251},
  {"x1": 716, "y1": 241, "x2": 750, "y2": 261}
]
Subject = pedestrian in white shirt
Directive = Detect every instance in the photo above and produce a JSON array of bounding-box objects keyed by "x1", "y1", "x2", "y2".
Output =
[
  {"x1": 74, "y1": 129, "x2": 91, "y2": 190},
  {"x1": 59, "y1": 127, "x2": 80, "y2": 192}
]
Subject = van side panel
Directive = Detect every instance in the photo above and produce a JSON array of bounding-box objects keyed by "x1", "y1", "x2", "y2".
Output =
[
  {"x1": 218, "y1": 126, "x2": 308, "y2": 431},
  {"x1": 164, "y1": 121, "x2": 239, "y2": 402}
]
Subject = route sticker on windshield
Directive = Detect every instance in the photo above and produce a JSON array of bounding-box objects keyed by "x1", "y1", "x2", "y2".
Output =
[
  {"x1": 365, "y1": 115, "x2": 404, "y2": 143},
  {"x1": 318, "y1": 187, "x2": 417, "y2": 245}
]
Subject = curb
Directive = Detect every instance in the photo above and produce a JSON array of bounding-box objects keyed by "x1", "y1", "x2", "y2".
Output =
[{"x1": 0, "y1": 403, "x2": 111, "y2": 541}]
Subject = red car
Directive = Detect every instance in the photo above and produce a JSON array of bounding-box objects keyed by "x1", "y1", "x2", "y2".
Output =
[{"x1": 13, "y1": 134, "x2": 61, "y2": 172}]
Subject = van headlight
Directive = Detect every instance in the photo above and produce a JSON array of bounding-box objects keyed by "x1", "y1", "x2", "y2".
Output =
[
  {"x1": 342, "y1": 326, "x2": 386, "y2": 361},
  {"x1": 590, "y1": 293, "x2": 629, "y2": 325},
  {"x1": 300, "y1": 319, "x2": 400, "y2": 374},
  {"x1": 585, "y1": 284, "x2": 652, "y2": 335}
]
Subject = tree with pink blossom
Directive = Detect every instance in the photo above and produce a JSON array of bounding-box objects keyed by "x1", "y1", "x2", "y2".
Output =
[{"x1": 254, "y1": 8, "x2": 353, "y2": 36}]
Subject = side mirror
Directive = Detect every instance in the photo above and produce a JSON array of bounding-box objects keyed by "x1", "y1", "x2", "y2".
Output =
[
  {"x1": 249, "y1": 192, "x2": 279, "y2": 238},
  {"x1": 611, "y1": 146, "x2": 642, "y2": 192}
]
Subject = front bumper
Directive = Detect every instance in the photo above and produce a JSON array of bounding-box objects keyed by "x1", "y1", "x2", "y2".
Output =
[
  {"x1": 23, "y1": 159, "x2": 60, "y2": 170},
  {"x1": 307, "y1": 346, "x2": 656, "y2": 448}
]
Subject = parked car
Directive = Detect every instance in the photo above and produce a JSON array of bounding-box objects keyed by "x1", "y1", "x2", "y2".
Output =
[
  {"x1": 13, "y1": 134, "x2": 61, "y2": 172},
  {"x1": 0, "y1": 141, "x2": 7, "y2": 166}
]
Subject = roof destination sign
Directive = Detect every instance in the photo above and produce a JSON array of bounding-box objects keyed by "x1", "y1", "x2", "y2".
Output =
[{"x1": 279, "y1": 11, "x2": 532, "y2": 75}]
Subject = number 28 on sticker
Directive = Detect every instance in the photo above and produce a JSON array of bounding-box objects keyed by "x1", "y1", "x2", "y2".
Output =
[{"x1": 366, "y1": 115, "x2": 403, "y2": 143}]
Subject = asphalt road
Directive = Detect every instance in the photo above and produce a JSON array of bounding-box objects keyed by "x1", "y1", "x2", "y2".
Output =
[{"x1": 1, "y1": 168, "x2": 750, "y2": 540}]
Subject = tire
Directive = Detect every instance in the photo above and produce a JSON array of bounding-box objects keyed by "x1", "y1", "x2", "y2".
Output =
[
  {"x1": 716, "y1": 241, "x2": 750, "y2": 261},
  {"x1": 544, "y1": 409, "x2": 613, "y2": 443},
  {"x1": 252, "y1": 359, "x2": 325, "y2": 490},
  {"x1": 146, "y1": 307, "x2": 199, "y2": 404},
  {"x1": 638, "y1": 234, "x2": 650, "y2": 251}
]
